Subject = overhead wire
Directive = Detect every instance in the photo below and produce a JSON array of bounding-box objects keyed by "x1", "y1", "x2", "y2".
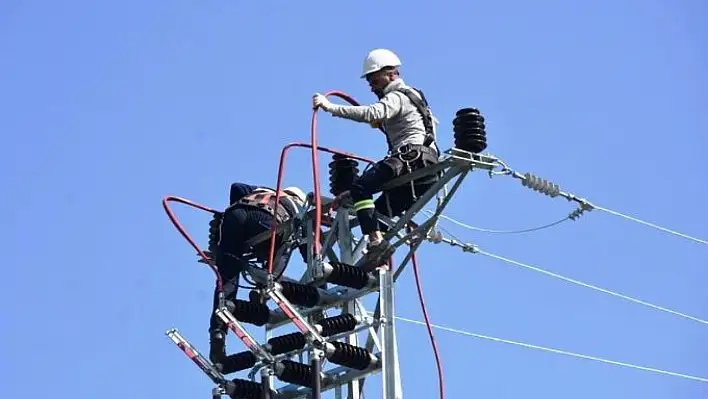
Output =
[
  {"x1": 592, "y1": 204, "x2": 708, "y2": 246},
  {"x1": 432, "y1": 219, "x2": 708, "y2": 326},
  {"x1": 392, "y1": 315, "x2": 708, "y2": 384},
  {"x1": 490, "y1": 163, "x2": 708, "y2": 246},
  {"x1": 425, "y1": 209, "x2": 570, "y2": 234},
  {"x1": 161, "y1": 92, "x2": 708, "y2": 395},
  {"x1": 477, "y1": 249, "x2": 708, "y2": 326}
]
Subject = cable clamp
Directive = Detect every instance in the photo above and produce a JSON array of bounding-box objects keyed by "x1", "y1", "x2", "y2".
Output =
[
  {"x1": 489, "y1": 157, "x2": 513, "y2": 178},
  {"x1": 462, "y1": 243, "x2": 479, "y2": 253}
]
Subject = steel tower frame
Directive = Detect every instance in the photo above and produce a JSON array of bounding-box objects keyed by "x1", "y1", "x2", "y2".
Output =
[{"x1": 165, "y1": 146, "x2": 498, "y2": 399}]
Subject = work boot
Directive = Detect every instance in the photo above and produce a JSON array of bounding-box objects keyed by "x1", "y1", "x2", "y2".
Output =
[
  {"x1": 360, "y1": 239, "x2": 395, "y2": 272},
  {"x1": 209, "y1": 330, "x2": 227, "y2": 363}
]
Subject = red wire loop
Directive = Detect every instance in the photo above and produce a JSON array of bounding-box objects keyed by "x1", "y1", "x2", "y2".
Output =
[
  {"x1": 161, "y1": 195, "x2": 222, "y2": 290},
  {"x1": 265, "y1": 90, "x2": 367, "y2": 275},
  {"x1": 264, "y1": 141, "x2": 374, "y2": 275}
]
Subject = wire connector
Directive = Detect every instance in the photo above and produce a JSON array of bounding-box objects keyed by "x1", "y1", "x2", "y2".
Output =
[
  {"x1": 427, "y1": 228, "x2": 444, "y2": 243},
  {"x1": 567, "y1": 204, "x2": 593, "y2": 221}
]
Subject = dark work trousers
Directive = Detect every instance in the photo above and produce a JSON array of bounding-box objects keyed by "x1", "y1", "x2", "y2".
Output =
[
  {"x1": 350, "y1": 152, "x2": 438, "y2": 236},
  {"x1": 209, "y1": 205, "x2": 274, "y2": 333}
]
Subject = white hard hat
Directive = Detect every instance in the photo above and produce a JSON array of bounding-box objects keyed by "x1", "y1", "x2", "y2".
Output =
[
  {"x1": 283, "y1": 186, "x2": 307, "y2": 205},
  {"x1": 361, "y1": 49, "x2": 402, "y2": 78}
]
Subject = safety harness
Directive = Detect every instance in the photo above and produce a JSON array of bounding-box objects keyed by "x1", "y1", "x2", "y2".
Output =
[
  {"x1": 377, "y1": 86, "x2": 441, "y2": 202},
  {"x1": 236, "y1": 188, "x2": 298, "y2": 224},
  {"x1": 382, "y1": 86, "x2": 438, "y2": 154}
]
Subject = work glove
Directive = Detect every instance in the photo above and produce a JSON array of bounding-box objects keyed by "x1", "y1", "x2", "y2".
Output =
[{"x1": 312, "y1": 93, "x2": 332, "y2": 111}]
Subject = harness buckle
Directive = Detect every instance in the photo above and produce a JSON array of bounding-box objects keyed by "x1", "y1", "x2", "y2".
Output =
[{"x1": 396, "y1": 144, "x2": 422, "y2": 162}]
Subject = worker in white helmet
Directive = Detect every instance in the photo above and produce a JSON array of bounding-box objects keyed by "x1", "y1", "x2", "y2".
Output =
[
  {"x1": 206, "y1": 182, "x2": 307, "y2": 363},
  {"x1": 312, "y1": 49, "x2": 440, "y2": 271}
]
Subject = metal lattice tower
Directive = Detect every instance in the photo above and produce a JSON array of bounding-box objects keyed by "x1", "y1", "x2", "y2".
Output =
[{"x1": 164, "y1": 108, "x2": 497, "y2": 398}]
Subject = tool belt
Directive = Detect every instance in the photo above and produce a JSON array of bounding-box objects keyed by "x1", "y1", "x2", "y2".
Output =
[
  {"x1": 381, "y1": 143, "x2": 439, "y2": 185},
  {"x1": 392, "y1": 143, "x2": 438, "y2": 163}
]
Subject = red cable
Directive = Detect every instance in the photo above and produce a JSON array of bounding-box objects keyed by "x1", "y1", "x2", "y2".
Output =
[
  {"x1": 162, "y1": 196, "x2": 223, "y2": 290},
  {"x1": 411, "y1": 249, "x2": 445, "y2": 399},
  {"x1": 265, "y1": 91, "x2": 367, "y2": 275},
  {"x1": 309, "y1": 91, "x2": 446, "y2": 397},
  {"x1": 161, "y1": 94, "x2": 445, "y2": 399},
  {"x1": 310, "y1": 91, "x2": 362, "y2": 257},
  {"x1": 306, "y1": 93, "x2": 446, "y2": 398},
  {"x1": 263, "y1": 140, "x2": 374, "y2": 275}
]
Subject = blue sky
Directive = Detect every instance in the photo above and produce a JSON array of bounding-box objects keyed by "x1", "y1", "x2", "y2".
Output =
[{"x1": 2, "y1": 1, "x2": 707, "y2": 398}]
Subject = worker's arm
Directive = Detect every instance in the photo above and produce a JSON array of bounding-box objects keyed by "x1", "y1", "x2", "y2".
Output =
[
  {"x1": 326, "y1": 92, "x2": 403, "y2": 124},
  {"x1": 229, "y1": 182, "x2": 259, "y2": 204}
]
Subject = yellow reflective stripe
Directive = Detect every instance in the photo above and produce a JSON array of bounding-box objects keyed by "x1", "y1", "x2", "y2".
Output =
[{"x1": 353, "y1": 199, "x2": 375, "y2": 212}]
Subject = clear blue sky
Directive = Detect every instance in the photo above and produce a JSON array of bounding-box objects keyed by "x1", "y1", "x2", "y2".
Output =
[{"x1": 2, "y1": 1, "x2": 707, "y2": 398}]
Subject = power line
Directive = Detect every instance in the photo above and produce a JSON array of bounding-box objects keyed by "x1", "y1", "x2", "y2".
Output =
[
  {"x1": 426, "y1": 209, "x2": 569, "y2": 234},
  {"x1": 394, "y1": 315, "x2": 708, "y2": 384},
  {"x1": 593, "y1": 205, "x2": 708, "y2": 246},
  {"x1": 489, "y1": 164, "x2": 708, "y2": 247},
  {"x1": 430, "y1": 222, "x2": 708, "y2": 326}
]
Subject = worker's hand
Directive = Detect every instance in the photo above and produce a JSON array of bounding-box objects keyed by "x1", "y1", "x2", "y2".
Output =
[
  {"x1": 312, "y1": 93, "x2": 332, "y2": 111},
  {"x1": 369, "y1": 120, "x2": 381, "y2": 129}
]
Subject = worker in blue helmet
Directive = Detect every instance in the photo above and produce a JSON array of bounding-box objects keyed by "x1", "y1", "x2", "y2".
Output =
[
  {"x1": 312, "y1": 49, "x2": 440, "y2": 270},
  {"x1": 206, "y1": 182, "x2": 307, "y2": 362}
]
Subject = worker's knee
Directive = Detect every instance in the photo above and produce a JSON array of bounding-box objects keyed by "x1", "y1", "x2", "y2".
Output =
[
  {"x1": 349, "y1": 180, "x2": 372, "y2": 203},
  {"x1": 350, "y1": 161, "x2": 396, "y2": 202},
  {"x1": 215, "y1": 251, "x2": 249, "y2": 279}
]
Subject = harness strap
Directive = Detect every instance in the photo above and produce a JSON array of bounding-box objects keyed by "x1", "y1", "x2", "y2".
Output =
[
  {"x1": 392, "y1": 86, "x2": 437, "y2": 148},
  {"x1": 234, "y1": 188, "x2": 294, "y2": 224}
]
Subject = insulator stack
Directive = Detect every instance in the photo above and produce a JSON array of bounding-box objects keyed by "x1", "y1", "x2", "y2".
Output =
[
  {"x1": 279, "y1": 282, "x2": 320, "y2": 307},
  {"x1": 230, "y1": 299, "x2": 271, "y2": 326},
  {"x1": 266, "y1": 313, "x2": 358, "y2": 355},
  {"x1": 329, "y1": 153, "x2": 360, "y2": 196},
  {"x1": 227, "y1": 378, "x2": 263, "y2": 399},
  {"x1": 453, "y1": 108, "x2": 487, "y2": 153},
  {"x1": 325, "y1": 262, "x2": 372, "y2": 289},
  {"x1": 208, "y1": 212, "x2": 223, "y2": 253},
  {"x1": 268, "y1": 332, "x2": 307, "y2": 355},
  {"x1": 521, "y1": 172, "x2": 560, "y2": 197},
  {"x1": 216, "y1": 350, "x2": 257, "y2": 374},
  {"x1": 275, "y1": 360, "x2": 314, "y2": 387},
  {"x1": 318, "y1": 313, "x2": 357, "y2": 336},
  {"x1": 327, "y1": 342, "x2": 377, "y2": 370}
]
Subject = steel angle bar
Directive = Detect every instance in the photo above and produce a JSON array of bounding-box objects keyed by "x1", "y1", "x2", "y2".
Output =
[
  {"x1": 446, "y1": 148, "x2": 499, "y2": 170},
  {"x1": 357, "y1": 170, "x2": 470, "y2": 392},
  {"x1": 380, "y1": 158, "x2": 453, "y2": 191},
  {"x1": 382, "y1": 165, "x2": 467, "y2": 248}
]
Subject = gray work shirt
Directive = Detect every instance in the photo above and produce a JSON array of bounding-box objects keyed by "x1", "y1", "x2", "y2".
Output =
[{"x1": 326, "y1": 78, "x2": 438, "y2": 153}]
